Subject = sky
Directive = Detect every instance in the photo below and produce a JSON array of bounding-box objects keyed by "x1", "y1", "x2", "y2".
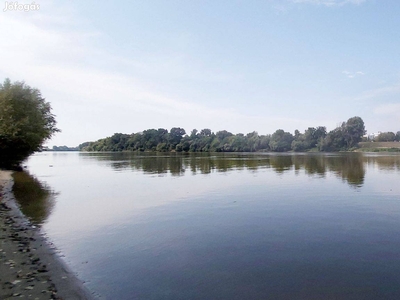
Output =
[{"x1": 0, "y1": 0, "x2": 399, "y2": 146}]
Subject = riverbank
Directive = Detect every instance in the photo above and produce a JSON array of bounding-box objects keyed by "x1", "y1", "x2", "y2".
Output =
[
  {"x1": 357, "y1": 141, "x2": 400, "y2": 152},
  {"x1": 0, "y1": 171, "x2": 93, "y2": 299}
]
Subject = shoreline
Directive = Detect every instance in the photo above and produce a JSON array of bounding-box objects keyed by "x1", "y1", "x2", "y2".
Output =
[{"x1": 0, "y1": 171, "x2": 94, "y2": 299}]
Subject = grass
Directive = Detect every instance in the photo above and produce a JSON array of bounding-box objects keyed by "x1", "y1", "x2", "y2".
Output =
[
  {"x1": 359, "y1": 141, "x2": 400, "y2": 148},
  {"x1": 358, "y1": 147, "x2": 400, "y2": 153}
]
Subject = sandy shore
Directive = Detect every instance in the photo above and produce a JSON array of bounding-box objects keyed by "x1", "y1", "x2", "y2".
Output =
[{"x1": 0, "y1": 171, "x2": 93, "y2": 299}]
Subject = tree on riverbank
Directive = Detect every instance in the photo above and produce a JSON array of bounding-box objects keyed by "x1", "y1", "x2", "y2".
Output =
[
  {"x1": 318, "y1": 116, "x2": 365, "y2": 151},
  {"x1": 376, "y1": 132, "x2": 397, "y2": 142},
  {"x1": 291, "y1": 126, "x2": 327, "y2": 152},
  {"x1": 80, "y1": 116, "x2": 367, "y2": 153},
  {"x1": 0, "y1": 79, "x2": 59, "y2": 168}
]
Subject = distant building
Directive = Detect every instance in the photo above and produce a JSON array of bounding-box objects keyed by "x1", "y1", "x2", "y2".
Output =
[{"x1": 364, "y1": 132, "x2": 382, "y2": 141}]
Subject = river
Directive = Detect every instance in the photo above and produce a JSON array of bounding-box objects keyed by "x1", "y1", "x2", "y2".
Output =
[{"x1": 14, "y1": 152, "x2": 400, "y2": 299}]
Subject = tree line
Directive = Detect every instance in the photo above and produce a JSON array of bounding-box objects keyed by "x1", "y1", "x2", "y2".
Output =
[
  {"x1": 80, "y1": 116, "x2": 367, "y2": 153},
  {"x1": 370, "y1": 131, "x2": 400, "y2": 142}
]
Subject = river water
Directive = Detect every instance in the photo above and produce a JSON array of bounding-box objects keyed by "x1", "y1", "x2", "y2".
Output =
[{"x1": 14, "y1": 152, "x2": 400, "y2": 299}]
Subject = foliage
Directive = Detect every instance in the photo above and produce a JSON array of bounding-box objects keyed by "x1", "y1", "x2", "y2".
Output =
[
  {"x1": 319, "y1": 117, "x2": 365, "y2": 151},
  {"x1": 269, "y1": 130, "x2": 294, "y2": 152},
  {"x1": 0, "y1": 79, "x2": 59, "y2": 168},
  {"x1": 80, "y1": 116, "x2": 373, "y2": 153},
  {"x1": 376, "y1": 132, "x2": 396, "y2": 142},
  {"x1": 82, "y1": 128, "x2": 273, "y2": 153},
  {"x1": 319, "y1": 127, "x2": 346, "y2": 151},
  {"x1": 342, "y1": 116, "x2": 365, "y2": 148},
  {"x1": 52, "y1": 145, "x2": 78, "y2": 151},
  {"x1": 291, "y1": 126, "x2": 327, "y2": 152}
]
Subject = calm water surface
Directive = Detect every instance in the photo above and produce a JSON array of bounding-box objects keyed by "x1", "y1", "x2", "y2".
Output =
[{"x1": 15, "y1": 152, "x2": 400, "y2": 299}]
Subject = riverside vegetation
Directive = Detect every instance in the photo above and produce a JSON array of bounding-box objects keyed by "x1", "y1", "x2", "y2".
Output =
[
  {"x1": 80, "y1": 116, "x2": 374, "y2": 153},
  {"x1": 0, "y1": 79, "x2": 59, "y2": 169}
]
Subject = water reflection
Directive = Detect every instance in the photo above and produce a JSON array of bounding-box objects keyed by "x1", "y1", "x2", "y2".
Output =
[
  {"x1": 80, "y1": 152, "x2": 372, "y2": 187},
  {"x1": 24, "y1": 152, "x2": 400, "y2": 300},
  {"x1": 292, "y1": 154, "x2": 365, "y2": 186},
  {"x1": 12, "y1": 171, "x2": 57, "y2": 225},
  {"x1": 364, "y1": 154, "x2": 400, "y2": 171},
  {"x1": 328, "y1": 154, "x2": 365, "y2": 186}
]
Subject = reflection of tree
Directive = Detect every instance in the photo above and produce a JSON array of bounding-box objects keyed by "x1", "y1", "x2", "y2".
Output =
[
  {"x1": 12, "y1": 171, "x2": 57, "y2": 225},
  {"x1": 292, "y1": 155, "x2": 326, "y2": 176},
  {"x1": 269, "y1": 155, "x2": 293, "y2": 173},
  {"x1": 80, "y1": 152, "x2": 400, "y2": 187},
  {"x1": 139, "y1": 156, "x2": 169, "y2": 175},
  {"x1": 192, "y1": 154, "x2": 213, "y2": 174},
  {"x1": 169, "y1": 156, "x2": 186, "y2": 176},
  {"x1": 325, "y1": 154, "x2": 365, "y2": 187},
  {"x1": 364, "y1": 155, "x2": 400, "y2": 172}
]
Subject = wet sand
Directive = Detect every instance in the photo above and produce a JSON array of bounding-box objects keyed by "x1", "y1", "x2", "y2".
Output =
[{"x1": 0, "y1": 171, "x2": 93, "y2": 299}]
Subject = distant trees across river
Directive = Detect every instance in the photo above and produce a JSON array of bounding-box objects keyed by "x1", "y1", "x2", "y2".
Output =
[{"x1": 79, "y1": 116, "x2": 374, "y2": 153}]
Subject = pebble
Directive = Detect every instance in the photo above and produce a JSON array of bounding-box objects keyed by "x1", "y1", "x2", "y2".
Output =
[{"x1": 0, "y1": 176, "x2": 89, "y2": 300}]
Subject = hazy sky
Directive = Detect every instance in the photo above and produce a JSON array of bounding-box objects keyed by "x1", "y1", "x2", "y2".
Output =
[{"x1": 1, "y1": 0, "x2": 399, "y2": 146}]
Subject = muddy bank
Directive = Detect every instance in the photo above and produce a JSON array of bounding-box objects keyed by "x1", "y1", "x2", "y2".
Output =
[{"x1": 0, "y1": 171, "x2": 93, "y2": 299}]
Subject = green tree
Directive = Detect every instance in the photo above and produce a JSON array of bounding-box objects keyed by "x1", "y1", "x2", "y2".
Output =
[
  {"x1": 376, "y1": 132, "x2": 396, "y2": 142},
  {"x1": 258, "y1": 135, "x2": 271, "y2": 151},
  {"x1": 142, "y1": 129, "x2": 162, "y2": 150},
  {"x1": 78, "y1": 141, "x2": 92, "y2": 151},
  {"x1": 342, "y1": 116, "x2": 365, "y2": 148},
  {"x1": 319, "y1": 117, "x2": 364, "y2": 151},
  {"x1": 168, "y1": 127, "x2": 186, "y2": 148},
  {"x1": 216, "y1": 130, "x2": 233, "y2": 141},
  {"x1": 0, "y1": 79, "x2": 59, "y2": 168},
  {"x1": 200, "y1": 128, "x2": 212, "y2": 137},
  {"x1": 190, "y1": 129, "x2": 198, "y2": 139},
  {"x1": 319, "y1": 127, "x2": 346, "y2": 151},
  {"x1": 269, "y1": 129, "x2": 294, "y2": 152},
  {"x1": 292, "y1": 126, "x2": 327, "y2": 152}
]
